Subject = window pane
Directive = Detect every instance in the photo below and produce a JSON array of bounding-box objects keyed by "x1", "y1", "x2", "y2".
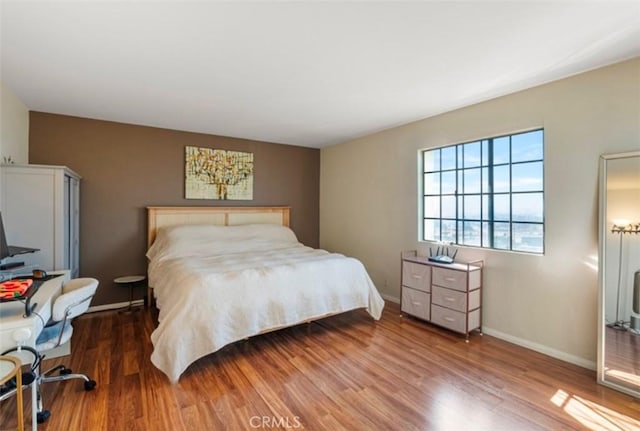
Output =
[
  {"x1": 464, "y1": 168, "x2": 481, "y2": 194},
  {"x1": 494, "y1": 165, "x2": 510, "y2": 193},
  {"x1": 512, "y1": 192, "x2": 543, "y2": 222},
  {"x1": 512, "y1": 130, "x2": 543, "y2": 162},
  {"x1": 494, "y1": 194, "x2": 510, "y2": 221},
  {"x1": 442, "y1": 146, "x2": 456, "y2": 170},
  {"x1": 513, "y1": 223, "x2": 543, "y2": 253},
  {"x1": 441, "y1": 171, "x2": 456, "y2": 194},
  {"x1": 424, "y1": 172, "x2": 440, "y2": 195},
  {"x1": 463, "y1": 141, "x2": 481, "y2": 168},
  {"x1": 512, "y1": 161, "x2": 543, "y2": 192},
  {"x1": 424, "y1": 219, "x2": 440, "y2": 241},
  {"x1": 442, "y1": 220, "x2": 456, "y2": 243},
  {"x1": 464, "y1": 195, "x2": 481, "y2": 220},
  {"x1": 463, "y1": 222, "x2": 481, "y2": 246},
  {"x1": 493, "y1": 136, "x2": 510, "y2": 164},
  {"x1": 457, "y1": 145, "x2": 463, "y2": 169},
  {"x1": 481, "y1": 140, "x2": 489, "y2": 166},
  {"x1": 423, "y1": 149, "x2": 440, "y2": 172},
  {"x1": 493, "y1": 222, "x2": 510, "y2": 249},
  {"x1": 482, "y1": 222, "x2": 490, "y2": 247},
  {"x1": 424, "y1": 196, "x2": 440, "y2": 218},
  {"x1": 442, "y1": 196, "x2": 456, "y2": 219},
  {"x1": 482, "y1": 167, "x2": 489, "y2": 193},
  {"x1": 482, "y1": 194, "x2": 489, "y2": 220}
]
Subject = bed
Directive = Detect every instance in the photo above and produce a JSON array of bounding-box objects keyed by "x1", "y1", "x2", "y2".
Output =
[{"x1": 146, "y1": 206, "x2": 385, "y2": 383}]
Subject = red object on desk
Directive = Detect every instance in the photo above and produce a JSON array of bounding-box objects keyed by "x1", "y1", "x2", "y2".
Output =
[{"x1": 0, "y1": 279, "x2": 33, "y2": 299}]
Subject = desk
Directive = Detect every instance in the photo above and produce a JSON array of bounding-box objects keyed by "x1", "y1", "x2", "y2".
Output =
[
  {"x1": 0, "y1": 271, "x2": 69, "y2": 431},
  {"x1": 0, "y1": 271, "x2": 70, "y2": 355}
]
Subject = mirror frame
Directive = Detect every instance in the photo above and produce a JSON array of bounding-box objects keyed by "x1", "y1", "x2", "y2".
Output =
[{"x1": 597, "y1": 150, "x2": 640, "y2": 397}]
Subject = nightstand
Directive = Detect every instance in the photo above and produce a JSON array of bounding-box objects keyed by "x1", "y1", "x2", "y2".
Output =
[{"x1": 114, "y1": 275, "x2": 146, "y2": 312}]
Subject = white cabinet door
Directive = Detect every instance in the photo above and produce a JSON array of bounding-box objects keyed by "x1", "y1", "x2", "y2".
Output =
[
  {"x1": 2, "y1": 168, "x2": 57, "y2": 270},
  {"x1": 70, "y1": 177, "x2": 80, "y2": 278}
]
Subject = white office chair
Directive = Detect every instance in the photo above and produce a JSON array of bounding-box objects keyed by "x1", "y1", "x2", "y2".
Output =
[
  {"x1": 34, "y1": 277, "x2": 98, "y2": 422},
  {"x1": 0, "y1": 277, "x2": 99, "y2": 423}
]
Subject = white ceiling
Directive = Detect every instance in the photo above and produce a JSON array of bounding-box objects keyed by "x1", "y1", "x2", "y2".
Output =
[{"x1": 2, "y1": 1, "x2": 639, "y2": 148}]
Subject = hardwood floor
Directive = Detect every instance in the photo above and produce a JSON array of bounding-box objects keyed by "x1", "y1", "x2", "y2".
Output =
[
  {"x1": 1, "y1": 302, "x2": 639, "y2": 430},
  {"x1": 604, "y1": 327, "x2": 640, "y2": 391}
]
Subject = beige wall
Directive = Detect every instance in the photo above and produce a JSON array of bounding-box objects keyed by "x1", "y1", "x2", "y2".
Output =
[
  {"x1": 0, "y1": 82, "x2": 29, "y2": 164},
  {"x1": 30, "y1": 113, "x2": 320, "y2": 306},
  {"x1": 320, "y1": 58, "x2": 640, "y2": 367},
  {"x1": 0, "y1": 82, "x2": 29, "y2": 207}
]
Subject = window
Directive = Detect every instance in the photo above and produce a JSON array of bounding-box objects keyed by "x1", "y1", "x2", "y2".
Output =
[{"x1": 421, "y1": 129, "x2": 544, "y2": 253}]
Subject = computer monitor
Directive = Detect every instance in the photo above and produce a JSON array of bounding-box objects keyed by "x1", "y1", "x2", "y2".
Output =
[
  {"x1": 0, "y1": 212, "x2": 11, "y2": 261},
  {"x1": 0, "y1": 211, "x2": 39, "y2": 261}
]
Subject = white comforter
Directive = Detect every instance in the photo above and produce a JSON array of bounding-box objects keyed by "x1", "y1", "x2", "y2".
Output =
[{"x1": 147, "y1": 224, "x2": 384, "y2": 383}]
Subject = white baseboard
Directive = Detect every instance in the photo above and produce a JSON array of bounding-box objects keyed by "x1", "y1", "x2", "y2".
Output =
[
  {"x1": 88, "y1": 299, "x2": 144, "y2": 313},
  {"x1": 381, "y1": 293, "x2": 400, "y2": 304},
  {"x1": 482, "y1": 326, "x2": 596, "y2": 370}
]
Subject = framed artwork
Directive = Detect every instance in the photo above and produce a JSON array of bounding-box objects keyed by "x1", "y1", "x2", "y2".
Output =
[{"x1": 185, "y1": 146, "x2": 254, "y2": 200}]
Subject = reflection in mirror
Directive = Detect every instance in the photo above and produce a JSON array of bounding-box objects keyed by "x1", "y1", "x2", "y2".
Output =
[{"x1": 598, "y1": 151, "x2": 640, "y2": 397}]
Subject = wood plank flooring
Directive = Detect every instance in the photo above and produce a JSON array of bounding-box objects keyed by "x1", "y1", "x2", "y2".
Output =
[
  {"x1": 1, "y1": 302, "x2": 639, "y2": 430},
  {"x1": 604, "y1": 327, "x2": 640, "y2": 392}
]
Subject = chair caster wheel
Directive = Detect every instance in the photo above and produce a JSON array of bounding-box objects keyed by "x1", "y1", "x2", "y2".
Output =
[
  {"x1": 37, "y1": 410, "x2": 51, "y2": 423},
  {"x1": 22, "y1": 371, "x2": 36, "y2": 385},
  {"x1": 60, "y1": 368, "x2": 72, "y2": 375},
  {"x1": 84, "y1": 380, "x2": 97, "y2": 391}
]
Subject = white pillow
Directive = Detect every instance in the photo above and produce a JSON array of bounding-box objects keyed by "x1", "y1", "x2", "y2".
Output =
[{"x1": 146, "y1": 224, "x2": 299, "y2": 262}]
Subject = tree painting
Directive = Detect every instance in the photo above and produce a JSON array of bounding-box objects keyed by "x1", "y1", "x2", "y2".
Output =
[{"x1": 185, "y1": 146, "x2": 254, "y2": 200}]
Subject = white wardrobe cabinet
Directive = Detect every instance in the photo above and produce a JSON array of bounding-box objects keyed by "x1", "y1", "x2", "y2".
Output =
[{"x1": 1, "y1": 164, "x2": 81, "y2": 278}]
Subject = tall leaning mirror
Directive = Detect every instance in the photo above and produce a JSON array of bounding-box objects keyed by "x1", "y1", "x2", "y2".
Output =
[{"x1": 598, "y1": 150, "x2": 640, "y2": 397}]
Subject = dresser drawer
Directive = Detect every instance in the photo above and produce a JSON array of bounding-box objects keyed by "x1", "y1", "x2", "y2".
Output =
[
  {"x1": 430, "y1": 304, "x2": 466, "y2": 333},
  {"x1": 432, "y1": 267, "x2": 467, "y2": 292},
  {"x1": 431, "y1": 304, "x2": 481, "y2": 334},
  {"x1": 401, "y1": 287, "x2": 431, "y2": 320},
  {"x1": 431, "y1": 285, "x2": 467, "y2": 312},
  {"x1": 402, "y1": 262, "x2": 430, "y2": 292},
  {"x1": 431, "y1": 286, "x2": 482, "y2": 312}
]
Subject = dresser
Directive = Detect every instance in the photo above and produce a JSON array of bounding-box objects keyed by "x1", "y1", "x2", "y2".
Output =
[
  {"x1": 1, "y1": 165, "x2": 81, "y2": 278},
  {"x1": 401, "y1": 250, "x2": 483, "y2": 341}
]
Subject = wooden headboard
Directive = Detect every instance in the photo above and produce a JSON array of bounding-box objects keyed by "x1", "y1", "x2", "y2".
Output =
[{"x1": 146, "y1": 206, "x2": 290, "y2": 248}]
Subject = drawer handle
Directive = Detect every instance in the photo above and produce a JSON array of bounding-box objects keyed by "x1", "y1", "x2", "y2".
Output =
[
  {"x1": 411, "y1": 301, "x2": 421, "y2": 306},
  {"x1": 444, "y1": 277, "x2": 457, "y2": 282},
  {"x1": 444, "y1": 317, "x2": 455, "y2": 322},
  {"x1": 444, "y1": 297, "x2": 455, "y2": 302},
  {"x1": 411, "y1": 275, "x2": 422, "y2": 279}
]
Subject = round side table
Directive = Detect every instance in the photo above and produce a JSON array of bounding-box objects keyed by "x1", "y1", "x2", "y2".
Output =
[{"x1": 114, "y1": 275, "x2": 146, "y2": 312}]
